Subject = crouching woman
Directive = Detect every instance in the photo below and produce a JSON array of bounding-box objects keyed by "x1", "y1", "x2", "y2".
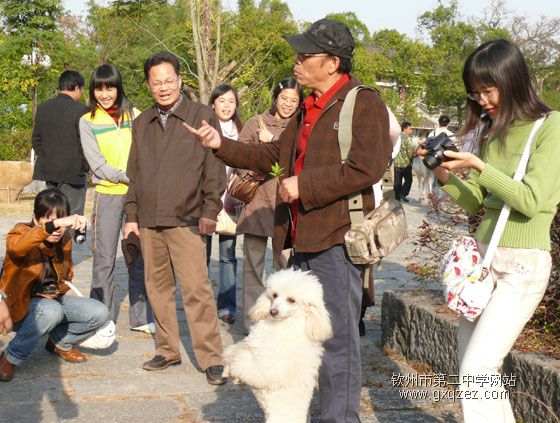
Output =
[{"x1": 0, "y1": 189, "x2": 109, "y2": 381}]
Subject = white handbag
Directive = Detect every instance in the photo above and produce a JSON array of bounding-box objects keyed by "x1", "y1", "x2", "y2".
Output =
[
  {"x1": 441, "y1": 116, "x2": 545, "y2": 321},
  {"x1": 215, "y1": 209, "x2": 238, "y2": 236},
  {"x1": 63, "y1": 281, "x2": 116, "y2": 349}
]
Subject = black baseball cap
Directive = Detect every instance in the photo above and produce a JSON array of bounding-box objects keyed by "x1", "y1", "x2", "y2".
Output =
[{"x1": 283, "y1": 19, "x2": 355, "y2": 60}]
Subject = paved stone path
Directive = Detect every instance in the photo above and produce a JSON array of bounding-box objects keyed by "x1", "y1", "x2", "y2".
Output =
[{"x1": 0, "y1": 184, "x2": 463, "y2": 422}]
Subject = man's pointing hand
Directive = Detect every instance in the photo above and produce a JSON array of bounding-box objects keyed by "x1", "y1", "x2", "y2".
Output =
[{"x1": 183, "y1": 120, "x2": 222, "y2": 149}]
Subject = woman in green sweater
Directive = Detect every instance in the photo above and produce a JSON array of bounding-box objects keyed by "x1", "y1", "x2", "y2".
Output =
[{"x1": 425, "y1": 39, "x2": 560, "y2": 422}]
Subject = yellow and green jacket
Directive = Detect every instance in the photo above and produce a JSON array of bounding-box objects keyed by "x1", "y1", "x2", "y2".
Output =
[{"x1": 79, "y1": 107, "x2": 140, "y2": 195}]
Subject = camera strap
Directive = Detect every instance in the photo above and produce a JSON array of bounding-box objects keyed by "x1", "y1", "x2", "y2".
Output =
[{"x1": 39, "y1": 251, "x2": 59, "y2": 283}]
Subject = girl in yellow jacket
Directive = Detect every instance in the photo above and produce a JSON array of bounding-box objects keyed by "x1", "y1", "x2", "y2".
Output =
[{"x1": 80, "y1": 64, "x2": 153, "y2": 333}]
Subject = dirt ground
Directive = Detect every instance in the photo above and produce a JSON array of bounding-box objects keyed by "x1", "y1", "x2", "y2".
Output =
[{"x1": 0, "y1": 192, "x2": 94, "y2": 217}]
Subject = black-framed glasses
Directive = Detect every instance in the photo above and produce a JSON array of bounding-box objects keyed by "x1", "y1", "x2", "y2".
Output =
[{"x1": 295, "y1": 53, "x2": 330, "y2": 63}]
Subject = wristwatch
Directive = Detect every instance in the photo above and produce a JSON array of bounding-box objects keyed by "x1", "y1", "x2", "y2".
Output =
[{"x1": 0, "y1": 290, "x2": 6, "y2": 304}]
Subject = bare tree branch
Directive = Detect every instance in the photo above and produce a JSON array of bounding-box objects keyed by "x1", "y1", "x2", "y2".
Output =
[{"x1": 119, "y1": 8, "x2": 197, "y2": 79}]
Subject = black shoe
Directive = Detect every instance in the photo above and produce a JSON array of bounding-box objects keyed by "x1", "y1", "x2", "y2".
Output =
[
  {"x1": 401, "y1": 196, "x2": 409, "y2": 202},
  {"x1": 205, "y1": 365, "x2": 226, "y2": 385},
  {"x1": 142, "y1": 355, "x2": 182, "y2": 371},
  {"x1": 220, "y1": 314, "x2": 235, "y2": 324}
]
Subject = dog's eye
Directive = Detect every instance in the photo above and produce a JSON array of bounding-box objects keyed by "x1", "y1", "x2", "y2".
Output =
[
  {"x1": 272, "y1": 292, "x2": 278, "y2": 299},
  {"x1": 287, "y1": 297, "x2": 296, "y2": 304}
]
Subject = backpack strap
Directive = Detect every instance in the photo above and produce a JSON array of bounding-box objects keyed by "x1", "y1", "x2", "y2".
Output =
[{"x1": 338, "y1": 85, "x2": 378, "y2": 225}]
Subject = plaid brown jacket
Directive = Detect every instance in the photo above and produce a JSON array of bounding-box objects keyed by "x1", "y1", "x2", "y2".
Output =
[{"x1": 216, "y1": 76, "x2": 391, "y2": 259}]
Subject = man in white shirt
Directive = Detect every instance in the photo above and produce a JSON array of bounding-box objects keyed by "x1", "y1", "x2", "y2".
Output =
[
  {"x1": 428, "y1": 115, "x2": 454, "y2": 197},
  {"x1": 428, "y1": 115, "x2": 454, "y2": 138}
]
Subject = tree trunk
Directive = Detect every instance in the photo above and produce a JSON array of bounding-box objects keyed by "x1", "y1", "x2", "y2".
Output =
[{"x1": 189, "y1": 0, "x2": 223, "y2": 104}]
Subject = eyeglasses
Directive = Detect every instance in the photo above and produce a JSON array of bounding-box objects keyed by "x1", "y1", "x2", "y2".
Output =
[
  {"x1": 295, "y1": 53, "x2": 330, "y2": 63},
  {"x1": 149, "y1": 77, "x2": 180, "y2": 90},
  {"x1": 466, "y1": 89, "x2": 498, "y2": 102}
]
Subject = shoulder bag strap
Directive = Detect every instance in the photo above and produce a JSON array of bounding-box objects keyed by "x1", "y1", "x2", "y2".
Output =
[
  {"x1": 339, "y1": 85, "x2": 376, "y2": 225},
  {"x1": 481, "y1": 116, "x2": 546, "y2": 268}
]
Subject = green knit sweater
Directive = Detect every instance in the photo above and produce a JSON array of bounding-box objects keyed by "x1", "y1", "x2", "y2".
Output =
[{"x1": 442, "y1": 111, "x2": 560, "y2": 251}]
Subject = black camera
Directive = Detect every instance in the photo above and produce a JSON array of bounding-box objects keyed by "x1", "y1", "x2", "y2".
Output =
[
  {"x1": 74, "y1": 229, "x2": 86, "y2": 244},
  {"x1": 32, "y1": 277, "x2": 60, "y2": 295},
  {"x1": 422, "y1": 132, "x2": 459, "y2": 170}
]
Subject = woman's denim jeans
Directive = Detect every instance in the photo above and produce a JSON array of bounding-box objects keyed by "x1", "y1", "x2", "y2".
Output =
[
  {"x1": 206, "y1": 234, "x2": 238, "y2": 317},
  {"x1": 6, "y1": 295, "x2": 109, "y2": 365}
]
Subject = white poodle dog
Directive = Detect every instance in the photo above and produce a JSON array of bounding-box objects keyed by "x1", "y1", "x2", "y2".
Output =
[{"x1": 223, "y1": 269, "x2": 333, "y2": 423}]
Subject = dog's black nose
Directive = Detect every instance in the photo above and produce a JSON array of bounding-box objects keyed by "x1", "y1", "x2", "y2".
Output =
[{"x1": 269, "y1": 309, "x2": 278, "y2": 317}]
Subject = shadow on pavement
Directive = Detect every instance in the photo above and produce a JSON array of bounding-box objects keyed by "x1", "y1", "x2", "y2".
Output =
[{"x1": 0, "y1": 335, "x2": 79, "y2": 421}]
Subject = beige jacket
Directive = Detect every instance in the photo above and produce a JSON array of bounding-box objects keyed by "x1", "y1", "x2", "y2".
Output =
[{"x1": 236, "y1": 110, "x2": 291, "y2": 237}]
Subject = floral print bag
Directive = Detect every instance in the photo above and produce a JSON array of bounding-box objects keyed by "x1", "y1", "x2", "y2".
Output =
[{"x1": 440, "y1": 117, "x2": 545, "y2": 321}]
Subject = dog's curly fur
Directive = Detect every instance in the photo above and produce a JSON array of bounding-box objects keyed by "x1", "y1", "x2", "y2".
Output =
[{"x1": 223, "y1": 269, "x2": 332, "y2": 423}]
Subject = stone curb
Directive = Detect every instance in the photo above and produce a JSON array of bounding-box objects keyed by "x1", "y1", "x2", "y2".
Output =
[{"x1": 381, "y1": 290, "x2": 560, "y2": 423}]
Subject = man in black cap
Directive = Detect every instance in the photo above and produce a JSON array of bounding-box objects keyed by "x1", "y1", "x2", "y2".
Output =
[{"x1": 185, "y1": 19, "x2": 392, "y2": 421}]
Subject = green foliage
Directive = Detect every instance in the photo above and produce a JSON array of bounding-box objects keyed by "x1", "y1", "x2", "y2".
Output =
[
  {"x1": 368, "y1": 29, "x2": 429, "y2": 123},
  {"x1": 0, "y1": 0, "x2": 68, "y2": 136},
  {"x1": 417, "y1": 0, "x2": 459, "y2": 33},
  {"x1": 0, "y1": 0, "x2": 63, "y2": 34},
  {"x1": 418, "y1": 1, "x2": 480, "y2": 119},
  {"x1": 529, "y1": 207, "x2": 560, "y2": 339},
  {"x1": 540, "y1": 60, "x2": 560, "y2": 110},
  {"x1": 0, "y1": 129, "x2": 33, "y2": 160},
  {"x1": 0, "y1": 0, "x2": 558, "y2": 140},
  {"x1": 222, "y1": 0, "x2": 297, "y2": 117},
  {"x1": 476, "y1": 24, "x2": 510, "y2": 44}
]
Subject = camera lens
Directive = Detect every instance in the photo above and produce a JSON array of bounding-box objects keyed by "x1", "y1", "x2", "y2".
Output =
[
  {"x1": 423, "y1": 155, "x2": 440, "y2": 170},
  {"x1": 74, "y1": 230, "x2": 86, "y2": 244}
]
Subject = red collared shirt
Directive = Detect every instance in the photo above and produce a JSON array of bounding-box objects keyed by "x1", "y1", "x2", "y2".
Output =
[{"x1": 290, "y1": 74, "x2": 351, "y2": 246}]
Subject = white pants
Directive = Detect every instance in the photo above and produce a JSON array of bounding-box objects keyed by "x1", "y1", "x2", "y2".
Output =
[{"x1": 458, "y1": 246, "x2": 551, "y2": 422}]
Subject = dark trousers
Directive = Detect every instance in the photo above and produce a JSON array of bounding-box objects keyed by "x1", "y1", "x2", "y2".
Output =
[
  {"x1": 206, "y1": 234, "x2": 238, "y2": 317},
  {"x1": 393, "y1": 165, "x2": 412, "y2": 200},
  {"x1": 46, "y1": 178, "x2": 87, "y2": 215},
  {"x1": 127, "y1": 256, "x2": 154, "y2": 328},
  {"x1": 294, "y1": 245, "x2": 362, "y2": 423}
]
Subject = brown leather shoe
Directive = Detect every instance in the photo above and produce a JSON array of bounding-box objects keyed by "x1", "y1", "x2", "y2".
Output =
[
  {"x1": 46, "y1": 339, "x2": 87, "y2": 363},
  {"x1": 142, "y1": 355, "x2": 182, "y2": 371},
  {"x1": 0, "y1": 351, "x2": 14, "y2": 381}
]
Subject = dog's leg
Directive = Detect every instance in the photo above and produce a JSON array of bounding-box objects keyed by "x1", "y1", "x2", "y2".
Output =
[
  {"x1": 226, "y1": 341, "x2": 289, "y2": 390},
  {"x1": 417, "y1": 174, "x2": 424, "y2": 203},
  {"x1": 428, "y1": 171, "x2": 434, "y2": 195},
  {"x1": 422, "y1": 175, "x2": 430, "y2": 204}
]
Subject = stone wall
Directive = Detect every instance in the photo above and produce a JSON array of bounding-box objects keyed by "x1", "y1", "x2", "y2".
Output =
[{"x1": 381, "y1": 290, "x2": 560, "y2": 423}]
